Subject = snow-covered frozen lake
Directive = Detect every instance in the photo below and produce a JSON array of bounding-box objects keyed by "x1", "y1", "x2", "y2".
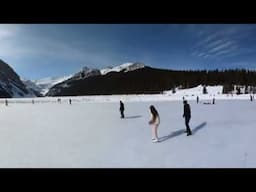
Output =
[{"x1": 0, "y1": 96, "x2": 255, "y2": 168}]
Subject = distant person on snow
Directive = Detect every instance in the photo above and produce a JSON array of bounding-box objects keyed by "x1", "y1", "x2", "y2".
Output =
[
  {"x1": 69, "y1": 99, "x2": 72, "y2": 105},
  {"x1": 183, "y1": 100, "x2": 192, "y2": 136},
  {"x1": 212, "y1": 97, "x2": 215, "y2": 104},
  {"x1": 196, "y1": 96, "x2": 199, "y2": 104},
  {"x1": 149, "y1": 105, "x2": 160, "y2": 143},
  {"x1": 250, "y1": 95, "x2": 253, "y2": 101},
  {"x1": 119, "y1": 100, "x2": 125, "y2": 119},
  {"x1": 57, "y1": 98, "x2": 61, "y2": 103},
  {"x1": 32, "y1": 99, "x2": 34, "y2": 104},
  {"x1": 5, "y1": 99, "x2": 8, "y2": 106}
]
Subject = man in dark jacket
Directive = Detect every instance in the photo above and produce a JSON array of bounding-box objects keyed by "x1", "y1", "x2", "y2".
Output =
[
  {"x1": 120, "y1": 100, "x2": 125, "y2": 118},
  {"x1": 183, "y1": 100, "x2": 192, "y2": 136}
]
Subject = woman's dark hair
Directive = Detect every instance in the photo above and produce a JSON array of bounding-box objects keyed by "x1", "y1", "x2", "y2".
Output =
[{"x1": 150, "y1": 105, "x2": 159, "y2": 119}]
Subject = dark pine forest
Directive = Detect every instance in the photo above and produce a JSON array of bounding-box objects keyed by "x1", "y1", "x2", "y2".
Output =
[{"x1": 46, "y1": 67, "x2": 256, "y2": 96}]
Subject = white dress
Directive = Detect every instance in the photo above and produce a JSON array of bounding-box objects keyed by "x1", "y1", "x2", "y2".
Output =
[{"x1": 151, "y1": 115, "x2": 160, "y2": 126}]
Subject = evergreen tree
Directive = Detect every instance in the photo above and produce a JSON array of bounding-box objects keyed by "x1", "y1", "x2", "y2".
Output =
[
  {"x1": 172, "y1": 86, "x2": 176, "y2": 94},
  {"x1": 236, "y1": 86, "x2": 241, "y2": 95},
  {"x1": 203, "y1": 86, "x2": 207, "y2": 94},
  {"x1": 245, "y1": 85, "x2": 249, "y2": 94}
]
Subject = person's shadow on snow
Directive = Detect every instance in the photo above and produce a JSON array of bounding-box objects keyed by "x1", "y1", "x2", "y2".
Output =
[
  {"x1": 192, "y1": 122, "x2": 207, "y2": 134},
  {"x1": 125, "y1": 115, "x2": 142, "y2": 119},
  {"x1": 159, "y1": 122, "x2": 207, "y2": 142},
  {"x1": 159, "y1": 129, "x2": 185, "y2": 142}
]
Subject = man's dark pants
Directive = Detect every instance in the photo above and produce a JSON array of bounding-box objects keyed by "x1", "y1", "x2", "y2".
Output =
[{"x1": 185, "y1": 116, "x2": 192, "y2": 134}]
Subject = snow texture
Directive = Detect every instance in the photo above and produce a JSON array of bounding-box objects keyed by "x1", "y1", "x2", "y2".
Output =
[{"x1": 0, "y1": 90, "x2": 255, "y2": 168}]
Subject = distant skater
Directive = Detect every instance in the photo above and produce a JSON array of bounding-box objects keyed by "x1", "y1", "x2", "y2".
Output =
[
  {"x1": 183, "y1": 100, "x2": 192, "y2": 136},
  {"x1": 5, "y1": 99, "x2": 8, "y2": 106},
  {"x1": 57, "y1": 98, "x2": 61, "y2": 103},
  {"x1": 250, "y1": 95, "x2": 253, "y2": 101},
  {"x1": 69, "y1": 99, "x2": 72, "y2": 105},
  {"x1": 212, "y1": 97, "x2": 215, "y2": 104},
  {"x1": 119, "y1": 100, "x2": 125, "y2": 118},
  {"x1": 149, "y1": 105, "x2": 160, "y2": 143},
  {"x1": 196, "y1": 96, "x2": 199, "y2": 104},
  {"x1": 32, "y1": 99, "x2": 34, "y2": 104}
]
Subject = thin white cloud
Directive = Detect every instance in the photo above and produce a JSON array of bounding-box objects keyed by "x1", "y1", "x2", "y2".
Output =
[
  {"x1": 205, "y1": 39, "x2": 225, "y2": 49},
  {"x1": 194, "y1": 41, "x2": 238, "y2": 59},
  {"x1": 197, "y1": 52, "x2": 207, "y2": 57},
  {"x1": 207, "y1": 41, "x2": 235, "y2": 54},
  {"x1": 192, "y1": 25, "x2": 255, "y2": 60},
  {"x1": 213, "y1": 45, "x2": 238, "y2": 57},
  {"x1": 195, "y1": 33, "x2": 219, "y2": 48}
]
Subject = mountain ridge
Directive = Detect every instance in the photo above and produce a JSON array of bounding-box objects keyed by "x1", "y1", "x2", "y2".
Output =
[{"x1": 0, "y1": 59, "x2": 38, "y2": 98}]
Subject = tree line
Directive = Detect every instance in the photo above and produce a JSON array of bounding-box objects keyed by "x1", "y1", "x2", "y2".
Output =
[
  {"x1": 47, "y1": 67, "x2": 256, "y2": 96},
  {"x1": 166, "y1": 69, "x2": 256, "y2": 94}
]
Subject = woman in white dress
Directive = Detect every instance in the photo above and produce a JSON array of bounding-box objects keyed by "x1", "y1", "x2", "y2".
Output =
[{"x1": 149, "y1": 105, "x2": 160, "y2": 143}]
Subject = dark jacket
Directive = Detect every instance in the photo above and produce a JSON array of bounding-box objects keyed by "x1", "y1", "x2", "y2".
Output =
[
  {"x1": 120, "y1": 102, "x2": 124, "y2": 111},
  {"x1": 183, "y1": 103, "x2": 191, "y2": 118}
]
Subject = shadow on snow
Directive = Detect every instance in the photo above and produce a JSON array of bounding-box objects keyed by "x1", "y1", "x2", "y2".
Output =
[
  {"x1": 159, "y1": 122, "x2": 207, "y2": 142},
  {"x1": 125, "y1": 115, "x2": 142, "y2": 119}
]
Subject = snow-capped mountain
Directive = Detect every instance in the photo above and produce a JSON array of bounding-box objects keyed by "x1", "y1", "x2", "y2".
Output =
[
  {"x1": 73, "y1": 62, "x2": 145, "y2": 78},
  {"x1": 21, "y1": 79, "x2": 43, "y2": 97},
  {"x1": 46, "y1": 62, "x2": 147, "y2": 96},
  {"x1": 0, "y1": 59, "x2": 37, "y2": 98},
  {"x1": 100, "y1": 62, "x2": 145, "y2": 75},
  {"x1": 73, "y1": 66, "x2": 101, "y2": 79},
  {"x1": 31, "y1": 75, "x2": 73, "y2": 95},
  {"x1": 30, "y1": 62, "x2": 145, "y2": 96},
  {"x1": 26, "y1": 67, "x2": 101, "y2": 96},
  {"x1": 22, "y1": 79, "x2": 41, "y2": 93},
  {"x1": 45, "y1": 62, "x2": 154, "y2": 96}
]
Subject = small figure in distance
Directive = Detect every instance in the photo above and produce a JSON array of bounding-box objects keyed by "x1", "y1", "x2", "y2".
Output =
[{"x1": 119, "y1": 100, "x2": 125, "y2": 119}]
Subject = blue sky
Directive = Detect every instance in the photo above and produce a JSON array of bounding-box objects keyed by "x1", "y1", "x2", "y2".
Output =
[{"x1": 1, "y1": 24, "x2": 256, "y2": 80}]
